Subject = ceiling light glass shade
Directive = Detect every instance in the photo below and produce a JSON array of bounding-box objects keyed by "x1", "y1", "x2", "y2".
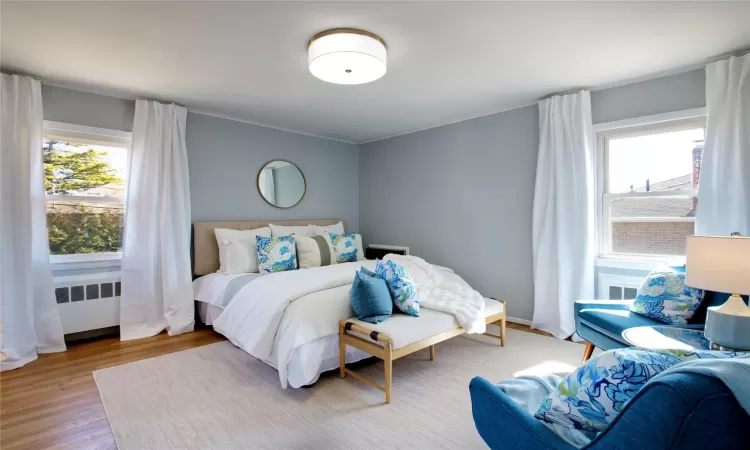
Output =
[{"x1": 308, "y1": 29, "x2": 386, "y2": 85}]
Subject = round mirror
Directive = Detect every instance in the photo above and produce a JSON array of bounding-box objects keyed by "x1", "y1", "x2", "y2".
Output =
[{"x1": 257, "y1": 160, "x2": 306, "y2": 208}]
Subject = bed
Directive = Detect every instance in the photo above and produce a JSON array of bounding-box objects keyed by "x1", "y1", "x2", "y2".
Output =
[
  {"x1": 192, "y1": 220, "x2": 496, "y2": 391},
  {"x1": 192, "y1": 220, "x2": 374, "y2": 388}
]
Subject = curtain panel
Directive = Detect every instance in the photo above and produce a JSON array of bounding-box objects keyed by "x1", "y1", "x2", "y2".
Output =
[
  {"x1": 120, "y1": 100, "x2": 194, "y2": 340},
  {"x1": 0, "y1": 74, "x2": 66, "y2": 370},
  {"x1": 531, "y1": 90, "x2": 596, "y2": 339},
  {"x1": 696, "y1": 53, "x2": 750, "y2": 237}
]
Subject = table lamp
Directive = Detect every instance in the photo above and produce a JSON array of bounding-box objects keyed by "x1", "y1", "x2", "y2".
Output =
[{"x1": 686, "y1": 235, "x2": 750, "y2": 351}]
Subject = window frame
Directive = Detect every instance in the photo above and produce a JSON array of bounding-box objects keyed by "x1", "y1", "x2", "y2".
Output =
[
  {"x1": 43, "y1": 121, "x2": 131, "y2": 270},
  {"x1": 594, "y1": 108, "x2": 706, "y2": 266}
]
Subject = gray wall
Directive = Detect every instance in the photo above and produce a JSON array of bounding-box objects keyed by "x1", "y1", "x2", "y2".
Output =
[
  {"x1": 39, "y1": 85, "x2": 360, "y2": 279},
  {"x1": 186, "y1": 113, "x2": 359, "y2": 230},
  {"x1": 39, "y1": 85, "x2": 360, "y2": 230},
  {"x1": 40, "y1": 69, "x2": 708, "y2": 313},
  {"x1": 359, "y1": 105, "x2": 539, "y2": 320},
  {"x1": 42, "y1": 84, "x2": 134, "y2": 132},
  {"x1": 591, "y1": 69, "x2": 705, "y2": 124},
  {"x1": 359, "y1": 69, "x2": 707, "y2": 321}
]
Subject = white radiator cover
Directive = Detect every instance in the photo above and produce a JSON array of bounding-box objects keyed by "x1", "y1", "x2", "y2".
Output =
[
  {"x1": 54, "y1": 272, "x2": 121, "y2": 334},
  {"x1": 597, "y1": 273, "x2": 643, "y2": 301}
]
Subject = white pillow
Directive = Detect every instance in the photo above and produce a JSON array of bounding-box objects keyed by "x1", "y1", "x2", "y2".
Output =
[
  {"x1": 270, "y1": 224, "x2": 314, "y2": 238},
  {"x1": 214, "y1": 227, "x2": 271, "y2": 273},
  {"x1": 293, "y1": 235, "x2": 336, "y2": 269},
  {"x1": 308, "y1": 222, "x2": 345, "y2": 235}
]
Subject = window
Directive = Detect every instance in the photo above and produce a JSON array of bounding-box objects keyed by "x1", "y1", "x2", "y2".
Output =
[
  {"x1": 43, "y1": 122, "x2": 131, "y2": 267},
  {"x1": 597, "y1": 116, "x2": 705, "y2": 259}
]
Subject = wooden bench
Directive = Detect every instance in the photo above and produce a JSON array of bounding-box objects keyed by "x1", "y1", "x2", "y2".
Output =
[{"x1": 338, "y1": 298, "x2": 506, "y2": 403}]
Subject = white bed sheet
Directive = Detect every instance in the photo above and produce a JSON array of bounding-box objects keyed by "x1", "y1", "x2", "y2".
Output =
[
  {"x1": 193, "y1": 272, "x2": 266, "y2": 307},
  {"x1": 193, "y1": 273, "x2": 372, "y2": 388},
  {"x1": 196, "y1": 301, "x2": 371, "y2": 387}
]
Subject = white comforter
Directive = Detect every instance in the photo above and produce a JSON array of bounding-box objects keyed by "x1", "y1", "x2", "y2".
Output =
[{"x1": 213, "y1": 256, "x2": 486, "y2": 387}]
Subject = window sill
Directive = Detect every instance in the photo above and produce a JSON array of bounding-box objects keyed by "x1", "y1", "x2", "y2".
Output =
[
  {"x1": 595, "y1": 255, "x2": 681, "y2": 271},
  {"x1": 50, "y1": 253, "x2": 122, "y2": 271}
]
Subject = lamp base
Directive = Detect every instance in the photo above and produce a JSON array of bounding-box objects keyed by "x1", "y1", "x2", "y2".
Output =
[{"x1": 704, "y1": 294, "x2": 750, "y2": 351}]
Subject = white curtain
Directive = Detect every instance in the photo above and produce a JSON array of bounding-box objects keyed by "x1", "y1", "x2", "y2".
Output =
[
  {"x1": 260, "y1": 167, "x2": 276, "y2": 203},
  {"x1": 120, "y1": 100, "x2": 194, "y2": 341},
  {"x1": 696, "y1": 54, "x2": 750, "y2": 237},
  {"x1": 0, "y1": 74, "x2": 66, "y2": 370},
  {"x1": 531, "y1": 90, "x2": 596, "y2": 339}
]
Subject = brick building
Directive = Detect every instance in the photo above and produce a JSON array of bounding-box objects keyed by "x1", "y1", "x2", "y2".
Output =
[{"x1": 610, "y1": 141, "x2": 702, "y2": 255}]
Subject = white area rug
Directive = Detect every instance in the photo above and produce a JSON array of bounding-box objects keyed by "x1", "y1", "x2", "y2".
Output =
[{"x1": 94, "y1": 329, "x2": 583, "y2": 449}]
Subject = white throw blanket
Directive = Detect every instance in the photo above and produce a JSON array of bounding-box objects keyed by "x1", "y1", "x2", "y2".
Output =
[{"x1": 385, "y1": 255, "x2": 486, "y2": 334}]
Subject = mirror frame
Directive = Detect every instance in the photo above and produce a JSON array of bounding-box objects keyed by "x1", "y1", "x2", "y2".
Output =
[{"x1": 256, "y1": 159, "x2": 307, "y2": 209}]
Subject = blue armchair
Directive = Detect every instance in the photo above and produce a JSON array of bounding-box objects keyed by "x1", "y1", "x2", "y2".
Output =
[
  {"x1": 470, "y1": 372, "x2": 750, "y2": 450},
  {"x1": 575, "y1": 291, "x2": 736, "y2": 362}
]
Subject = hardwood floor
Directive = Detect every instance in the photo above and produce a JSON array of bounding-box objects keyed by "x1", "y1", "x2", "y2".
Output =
[
  {"x1": 0, "y1": 328, "x2": 224, "y2": 450},
  {"x1": 0, "y1": 322, "x2": 548, "y2": 450}
]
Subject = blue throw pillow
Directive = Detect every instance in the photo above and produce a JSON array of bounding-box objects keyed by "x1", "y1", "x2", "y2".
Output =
[
  {"x1": 375, "y1": 259, "x2": 419, "y2": 317},
  {"x1": 360, "y1": 266, "x2": 378, "y2": 278},
  {"x1": 534, "y1": 348, "x2": 739, "y2": 433},
  {"x1": 256, "y1": 235, "x2": 297, "y2": 273},
  {"x1": 630, "y1": 265, "x2": 704, "y2": 325},
  {"x1": 328, "y1": 232, "x2": 358, "y2": 263},
  {"x1": 350, "y1": 268, "x2": 392, "y2": 323}
]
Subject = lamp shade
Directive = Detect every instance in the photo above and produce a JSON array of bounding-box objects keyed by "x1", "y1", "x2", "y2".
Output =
[
  {"x1": 686, "y1": 236, "x2": 750, "y2": 295},
  {"x1": 308, "y1": 29, "x2": 386, "y2": 85}
]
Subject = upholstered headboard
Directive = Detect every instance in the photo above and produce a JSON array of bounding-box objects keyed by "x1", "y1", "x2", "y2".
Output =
[{"x1": 192, "y1": 219, "x2": 346, "y2": 276}]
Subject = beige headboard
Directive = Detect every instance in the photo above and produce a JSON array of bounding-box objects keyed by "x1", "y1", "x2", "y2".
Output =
[{"x1": 192, "y1": 219, "x2": 346, "y2": 276}]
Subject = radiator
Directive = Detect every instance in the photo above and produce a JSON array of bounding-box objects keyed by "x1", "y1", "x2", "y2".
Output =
[
  {"x1": 54, "y1": 272, "x2": 121, "y2": 334},
  {"x1": 597, "y1": 273, "x2": 642, "y2": 301}
]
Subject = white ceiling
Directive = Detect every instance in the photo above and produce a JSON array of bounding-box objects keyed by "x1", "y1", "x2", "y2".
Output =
[{"x1": 2, "y1": 1, "x2": 749, "y2": 144}]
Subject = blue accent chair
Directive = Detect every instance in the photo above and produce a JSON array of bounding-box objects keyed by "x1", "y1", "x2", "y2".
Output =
[
  {"x1": 469, "y1": 372, "x2": 750, "y2": 450},
  {"x1": 575, "y1": 291, "x2": 740, "y2": 361}
]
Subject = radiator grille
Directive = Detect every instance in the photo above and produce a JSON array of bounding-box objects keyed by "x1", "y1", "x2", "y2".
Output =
[
  {"x1": 55, "y1": 281, "x2": 121, "y2": 303},
  {"x1": 597, "y1": 274, "x2": 643, "y2": 301}
]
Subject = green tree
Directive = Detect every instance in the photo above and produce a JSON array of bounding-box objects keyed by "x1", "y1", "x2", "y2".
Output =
[
  {"x1": 44, "y1": 141, "x2": 125, "y2": 255},
  {"x1": 44, "y1": 141, "x2": 121, "y2": 194},
  {"x1": 47, "y1": 206, "x2": 124, "y2": 255}
]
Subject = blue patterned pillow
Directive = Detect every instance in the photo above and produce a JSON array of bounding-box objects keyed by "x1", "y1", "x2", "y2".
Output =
[
  {"x1": 328, "y1": 232, "x2": 358, "y2": 263},
  {"x1": 256, "y1": 235, "x2": 297, "y2": 273},
  {"x1": 630, "y1": 265, "x2": 704, "y2": 325},
  {"x1": 375, "y1": 259, "x2": 419, "y2": 317},
  {"x1": 534, "y1": 348, "x2": 737, "y2": 432}
]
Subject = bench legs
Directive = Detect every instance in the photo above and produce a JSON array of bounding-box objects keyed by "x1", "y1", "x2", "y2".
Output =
[
  {"x1": 339, "y1": 320, "x2": 395, "y2": 404},
  {"x1": 339, "y1": 301, "x2": 508, "y2": 404},
  {"x1": 339, "y1": 323, "x2": 346, "y2": 379},
  {"x1": 483, "y1": 299, "x2": 507, "y2": 347},
  {"x1": 483, "y1": 319, "x2": 506, "y2": 347},
  {"x1": 384, "y1": 348, "x2": 393, "y2": 404}
]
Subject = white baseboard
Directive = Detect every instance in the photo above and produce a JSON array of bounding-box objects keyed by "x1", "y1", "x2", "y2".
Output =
[{"x1": 506, "y1": 316, "x2": 532, "y2": 326}]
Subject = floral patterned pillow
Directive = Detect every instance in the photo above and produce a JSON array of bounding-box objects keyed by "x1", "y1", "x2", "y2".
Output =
[
  {"x1": 375, "y1": 259, "x2": 419, "y2": 317},
  {"x1": 629, "y1": 265, "x2": 704, "y2": 325},
  {"x1": 534, "y1": 348, "x2": 737, "y2": 432},
  {"x1": 256, "y1": 235, "x2": 297, "y2": 273},
  {"x1": 328, "y1": 232, "x2": 358, "y2": 263}
]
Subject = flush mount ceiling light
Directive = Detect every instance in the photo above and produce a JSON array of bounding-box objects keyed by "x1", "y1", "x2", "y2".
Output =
[{"x1": 308, "y1": 28, "x2": 387, "y2": 85}]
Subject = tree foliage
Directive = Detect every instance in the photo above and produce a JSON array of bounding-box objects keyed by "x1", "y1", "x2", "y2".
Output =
[
  {"x1": 44, "y1": 141, "x2": 122, "y2": 194},
  {"x1": 44, "y1": 141, "x2": 125, "y2": 254},
  {"x1": 47, "y1": 206, "x2": 123, "y2": 255}
]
